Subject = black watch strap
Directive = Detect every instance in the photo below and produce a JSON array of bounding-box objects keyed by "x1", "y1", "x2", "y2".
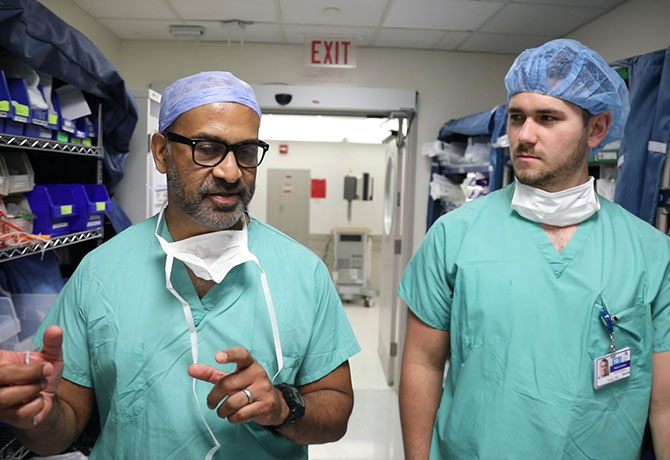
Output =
[{"x1": 273, "y1": 383, "x2": 306, "y2": 430}]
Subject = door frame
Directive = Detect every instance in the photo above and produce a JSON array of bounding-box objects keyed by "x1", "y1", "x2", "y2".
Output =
[{"x1": 254, "y1": 85, "x2": 418, "y2": 389}]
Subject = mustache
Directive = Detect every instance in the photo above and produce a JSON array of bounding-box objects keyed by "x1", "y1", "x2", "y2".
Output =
[
  {"x1": 199, "y1": 179, "x2": 250, "y2": 195},
  {"x1": 512, "y1": 143, "x2": 541, "y2": 158}
]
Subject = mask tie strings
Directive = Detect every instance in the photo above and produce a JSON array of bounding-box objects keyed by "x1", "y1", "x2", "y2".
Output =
[{"x1": 155, "y1": 206, "x2": 221, "y2": 460}]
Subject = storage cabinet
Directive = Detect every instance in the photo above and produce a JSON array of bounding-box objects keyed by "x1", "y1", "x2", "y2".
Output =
[{"x1": 0, "y1": 118, "x2": 104, "y2": 262}]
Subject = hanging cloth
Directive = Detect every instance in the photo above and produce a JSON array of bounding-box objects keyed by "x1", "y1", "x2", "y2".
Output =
[{"x1": 614, "y1": 47, "x2": 670, "y2": 224}]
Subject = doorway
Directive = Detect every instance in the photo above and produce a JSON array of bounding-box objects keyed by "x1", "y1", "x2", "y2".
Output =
[{"x1": 251, "y1": 84, "x2": 417, "y2": 390}]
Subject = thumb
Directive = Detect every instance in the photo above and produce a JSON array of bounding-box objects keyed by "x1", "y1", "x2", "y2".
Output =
[{"x1": 40, "y1": 325, "x2": 63, "y2": 362}]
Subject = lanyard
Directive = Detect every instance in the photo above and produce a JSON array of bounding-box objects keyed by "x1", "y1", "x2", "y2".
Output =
[{"x1": 598, "y1": 298, "x2": 618, "y2": 353}]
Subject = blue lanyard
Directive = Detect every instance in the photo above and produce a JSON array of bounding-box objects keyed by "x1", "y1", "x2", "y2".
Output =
[{"x1": 599, "y1": 307, "x2": 617, "y2": 352}]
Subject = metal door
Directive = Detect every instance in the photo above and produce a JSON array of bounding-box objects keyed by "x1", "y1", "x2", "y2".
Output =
[
  {"x1": 266, "y1": 168, "x2": 311, "y2": 246},
  {"x1": 377, "y1": 115, "x2": 415, "y2": 387}
]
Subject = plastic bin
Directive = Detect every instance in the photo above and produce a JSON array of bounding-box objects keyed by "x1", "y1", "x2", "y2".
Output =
[
  {"x1": 0, "y1": 295, "x2": 21, "y2": 344},
  {"x1": 67, "y1": 183, "x2": 111, "y2": 231},
  {"x1": 5, "y1": 78, "x2": 30, "y2": 135},
  {"x1": 0, "y1": 70, "x2": 13, "y2": 122},
  {"x1": 50, "y1": 90, "x2": 75, "y2": 142},
  {"x1": 24, "y1": 85, "x2": 52, "y2": 139},
  {"x1": 1, "y1": 194, "x2": 34, "y2": 234},
  {"x1": 3, "y1": 151, "x2": 34, "y2": 194},
  {"x1": 25, "y1": 184, "x2": 78, "y2": 236},
  {"x1": 0, "y1": 155, "x2": 9, "y2": 196},
  {"x1": 1, "y1": 293, "x2": 56, "y2": 351},
  {"x1": 73, "y1": 117, "x2": 88, "y2": 141}
]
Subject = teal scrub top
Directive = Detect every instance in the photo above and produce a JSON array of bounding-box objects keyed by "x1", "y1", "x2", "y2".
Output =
[
  {"x1": 36, "y1": 215, "x2": 360, "y2": 460},
  {"x1": 399, "y1": 184, "x2": 670, "y2": 460}
]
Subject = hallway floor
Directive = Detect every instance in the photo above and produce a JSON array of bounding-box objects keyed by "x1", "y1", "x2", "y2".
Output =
[{"x1": 309, "y1": 299, "x2": 404, "y2": 460}]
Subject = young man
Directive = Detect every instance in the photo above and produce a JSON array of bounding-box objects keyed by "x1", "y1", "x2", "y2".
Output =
[
  {"x1": 0, "y1": 72, "x2": 360, "y2": 459},
  {"x1": 399, "y1": 39, "x2": 670, "y2": 459}
]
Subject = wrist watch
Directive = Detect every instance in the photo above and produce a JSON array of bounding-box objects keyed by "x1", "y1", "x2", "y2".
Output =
[{"x1": 274, "y1": 383, "x2": 306, "y2": 430}]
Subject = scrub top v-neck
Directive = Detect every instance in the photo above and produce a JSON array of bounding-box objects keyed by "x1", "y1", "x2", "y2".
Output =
[{"x1": 399, "y1": 184, "x2": 670, "y2": 460}]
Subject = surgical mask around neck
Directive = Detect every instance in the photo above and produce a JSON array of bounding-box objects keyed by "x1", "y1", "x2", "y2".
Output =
[
  {"x1": 155, "y1": 210, "x2": 253, "y2": 284},
  {"x1": 511, "y1": 177, "x2": 600, "y2": 226},
  {"x1": 154, "y1": 205, "x2": 283, "y2": 460}
]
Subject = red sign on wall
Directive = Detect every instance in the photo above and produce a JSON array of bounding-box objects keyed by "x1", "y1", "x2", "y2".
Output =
[
  {"x1": 311, "y1": 179, "x2": 326, "y2": 198},
  {"x1": 305, "y1": 37, "x2": 357, "y2": 68},
  {"x1": 279, "y1": 144, "x2": 288, "y2": 155}
]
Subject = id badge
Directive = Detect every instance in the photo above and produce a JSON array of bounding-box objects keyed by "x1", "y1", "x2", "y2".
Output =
[{"x1": 594, "y1": 347, "x2": 631, "y2": 390}]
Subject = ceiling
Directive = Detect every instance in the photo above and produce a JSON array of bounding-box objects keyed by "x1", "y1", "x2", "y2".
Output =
[{"x1": 72, "y1": 0, "x2": 628, "y2": 55}]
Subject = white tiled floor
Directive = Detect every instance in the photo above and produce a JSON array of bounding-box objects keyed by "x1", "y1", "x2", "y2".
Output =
[{"x1": 309, "y1": 299, "x2": 404, "y2": 460}]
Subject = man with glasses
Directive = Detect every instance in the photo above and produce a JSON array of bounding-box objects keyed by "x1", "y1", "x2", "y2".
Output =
[{"x1": 1, "y1": 71, "x2": 359, "y2": 459}]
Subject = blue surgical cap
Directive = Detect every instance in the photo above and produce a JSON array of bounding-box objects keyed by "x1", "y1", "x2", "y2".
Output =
[
  {"x1": 159, "y1": 71, "x2": 261, "y2": 132},
  {"x1": 505, "y1": 39, "x2": 629, "y2": 153}
]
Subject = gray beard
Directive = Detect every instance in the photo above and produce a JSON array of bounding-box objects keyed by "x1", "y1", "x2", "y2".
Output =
[{"x1": 166, "y1": 159, "x2": 254, "y2": 229}]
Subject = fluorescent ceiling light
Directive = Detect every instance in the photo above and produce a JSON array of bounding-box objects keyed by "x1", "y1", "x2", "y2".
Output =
[
  {"x1": 260, "y1": 115, "x2": 399, "y2": 144},
  {"x1": 169, "y1": 25, "x2": 206, "y2": 37}
]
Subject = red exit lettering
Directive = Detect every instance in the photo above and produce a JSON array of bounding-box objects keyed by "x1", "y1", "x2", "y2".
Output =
[{"x1": 310, "y1": 40, "x2": 352, "y2": 66}]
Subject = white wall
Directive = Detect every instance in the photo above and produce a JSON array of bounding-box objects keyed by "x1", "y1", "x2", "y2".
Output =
[
  {"x1": 249, "y1": 141, "x2": 386, "y2": 235},
  {"x1": 568, "y1": 0, "x2": 670, "y2": 62},
  {"x1": 37, "y1": 0, "x2": 122, "y2": 66}
]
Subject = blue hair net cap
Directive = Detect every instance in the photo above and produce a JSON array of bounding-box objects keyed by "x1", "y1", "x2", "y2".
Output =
[
  {"x1": 504, "y1": 39, "x2": 629, "y2": 152},
  {"x1": 159, "y1": 71, "x2": 261, "y2": 132}
]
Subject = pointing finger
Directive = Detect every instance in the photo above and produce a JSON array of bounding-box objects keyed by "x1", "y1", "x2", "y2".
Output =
[
  {"x1": 215, "y1": 347, "x2": 255, "y2": 370},
  {"x1": 188, "y1": 364, "x2": 230, "y2": 384}
]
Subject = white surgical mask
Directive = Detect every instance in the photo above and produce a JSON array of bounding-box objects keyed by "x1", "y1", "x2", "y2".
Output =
[
  {"x1": 511, "y1": 177, "x2": 600, "y2": 226},
  {"x1": 154, "y1": 205, "x2": 283, "y2": 460}
]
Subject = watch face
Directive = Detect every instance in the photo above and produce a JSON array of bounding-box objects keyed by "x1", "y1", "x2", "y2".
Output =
[{"x1": 288, "y1": 385, "x2": 305, "y2": 406}]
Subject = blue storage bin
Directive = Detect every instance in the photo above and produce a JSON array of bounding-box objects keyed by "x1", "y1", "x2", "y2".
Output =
[
  {"x1": 50, "y1": 90, "x2": 75, "y2": 135},
  {"x1": 25, "y1": 184, "x2": 78, "y2": 236},
  {"x1": 24, "y1": 85, "x2": 52, "y2": 139},
  {"x1": 50, "y1": 90, "x2": 73, "y2": 142},
  {"x1": 5, "y1": 78, "x2": 30, "y2": 135},
  {"x1": 68, "y1": 183, "x2": 111, "y2": 231},
  {"x1": 0, "y1": 70, "x2": 13, "y2": 123},
  {"x1": 73, "y1": 117, "x2": 87, "y2": 140}
]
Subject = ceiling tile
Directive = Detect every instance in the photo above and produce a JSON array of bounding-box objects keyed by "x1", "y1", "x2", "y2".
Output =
[
  {"x1": 481, "y1": 3, "x2": 605, "y2": 36},
  {"x1": 283, "y1": 25, "x2": 376, "y2": 46},
  {"x1": 280, "y1": 0, "x2": 388, "y2": 27},
  {"x1": 385, "y1": 0, "x2": 505, "y2": 31},
  {"x1": 511, "y1": 0, "x2": 625, "y2": 8},
  {"x1": 168, "y1": 0, "x2": 278, "y2": 22},
  {"x1": 72, "y1": 0, "x2": 177, "y2": 20},
  {"x1": 434, "y1": 31, "x2": 472, "y2": 51},
  {"x1": 208, "y1": 22, "x2": 284, "y2": 43},
  {"x1": 458, "y1": 32, "x2": 550, "y2": 55},
  {"x1": 374, "y1": 28, "x2": 446, "y2": 49}
]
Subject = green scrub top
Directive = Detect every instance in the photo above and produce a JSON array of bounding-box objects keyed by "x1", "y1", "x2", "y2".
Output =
[
  {"x1": 36, "y1": 215, "x2": 360, "y2": 460},
  {"x1": 399, "y1": 184, "x2": 670, "y2": 460}
]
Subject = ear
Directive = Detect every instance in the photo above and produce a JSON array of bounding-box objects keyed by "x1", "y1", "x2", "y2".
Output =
[
  {"x1": 151, "y1": 132, "x2": 168, "y2": 174},
  {"x1": 587, "y1": 112, "x2": 612, "y2": 148}
]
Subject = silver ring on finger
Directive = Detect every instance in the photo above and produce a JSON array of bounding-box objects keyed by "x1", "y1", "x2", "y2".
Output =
[{"x1": 242, "y1": 388, "x2": 254, "y2": 404}]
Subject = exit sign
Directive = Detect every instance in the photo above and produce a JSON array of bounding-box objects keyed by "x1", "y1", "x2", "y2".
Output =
[{"x1": 305, "y1": 37, "x2": 357, "y2": 68}]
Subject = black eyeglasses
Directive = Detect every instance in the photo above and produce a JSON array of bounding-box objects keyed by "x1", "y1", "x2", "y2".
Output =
[{"x1": 163, "y1": 131, "x2": 269, "y2": 168}]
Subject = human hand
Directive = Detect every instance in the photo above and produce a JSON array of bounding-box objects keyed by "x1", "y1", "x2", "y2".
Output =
[
  {"x1": 188, "y1": 347, "x2": 288, "y2": 426},
  {"x1": 0, "y1": 326, "x2": 64, "y2": 429}
]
